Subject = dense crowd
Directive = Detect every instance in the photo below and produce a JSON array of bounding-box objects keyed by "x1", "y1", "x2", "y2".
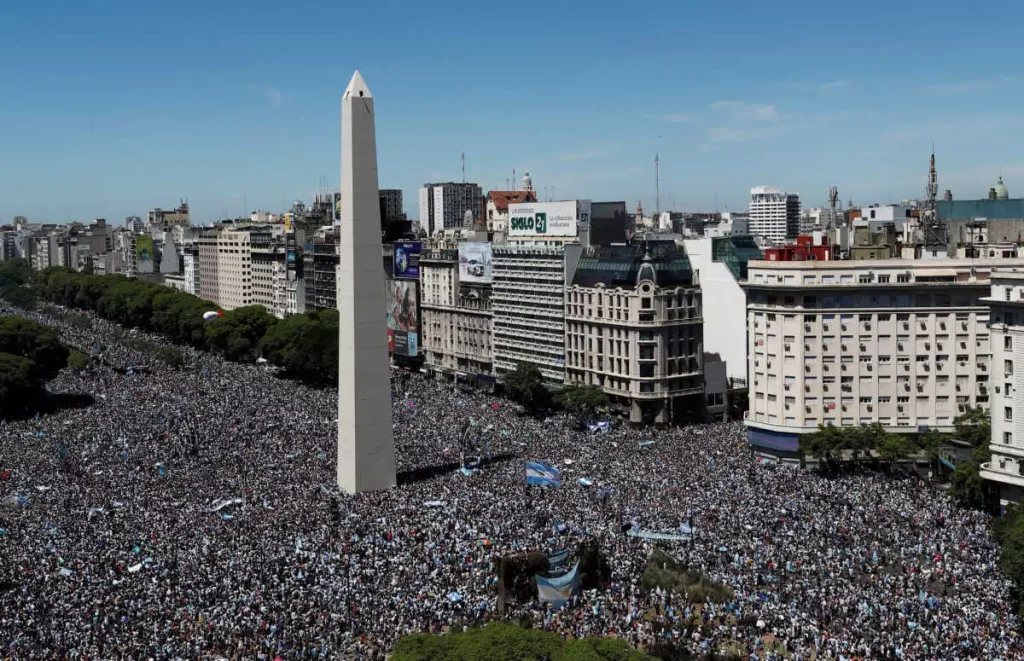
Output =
[{"x1": 0, "y1": 305, "x2": 1021, "y2": 660}]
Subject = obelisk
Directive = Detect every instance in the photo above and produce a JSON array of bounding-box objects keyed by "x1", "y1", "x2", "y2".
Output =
[{"x1": 337, "y1": 70, "x2": 397, "y2": 493}]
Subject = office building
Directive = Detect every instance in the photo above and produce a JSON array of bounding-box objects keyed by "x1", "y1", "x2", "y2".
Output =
[
  {"x1": 565, "y1": 241, "x2": 704, "y2": 425},
  {"x1": 303, "y1": 227, "x2": 340, "y2": 312},
  {"x1": 749, "y1": 186, "x2": 800, "y2": 246},
  {"x1": 981, "y1": 270, "x2": 1024, "y2": 510},
  {"x1": 743, "y1": 258, "x2": 1024, "y2": 459},
  {"x1": 419, "y1": 182, "x2": 483, "y2": 235},
  {"x1": 420, "y1": 243, "x2": 494, "y2": 381}
]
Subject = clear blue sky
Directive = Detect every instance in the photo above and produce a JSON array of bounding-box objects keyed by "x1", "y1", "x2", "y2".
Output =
[{"x1": 2, "y1": 0, "x2": 1023, "y2": 224}]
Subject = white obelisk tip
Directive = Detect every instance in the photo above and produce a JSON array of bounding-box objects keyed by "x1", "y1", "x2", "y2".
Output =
[{"x1": 344, "y1": 70, "x2": 372, "y2": 100}]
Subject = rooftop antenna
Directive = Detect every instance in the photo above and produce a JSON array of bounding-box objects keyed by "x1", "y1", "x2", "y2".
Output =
[
  {"x1": 922, "y1": 144, "x2": 946, "y2": 247},
  {"x1": 827, "y1": 185, "x2": 839, "y2": 230},
  {"x1": 512, "y1": 169, "x2": 516, "y2": 191},
  {"x1": 655, "y1": 153, "x2": 661, "y2": 217},
  {"x1": 505, "y1": 178, "x2": 509, "y2": 190},
  {"x1": 461, "y1": 152, "x2": 466, "y2": 183}
]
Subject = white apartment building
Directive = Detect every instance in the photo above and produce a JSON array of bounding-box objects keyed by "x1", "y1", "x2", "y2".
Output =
[
  {"x1": 419, "y1": 246, "x2": 494, "y2": 379},
  {"x1": 492, "y1": 243, "x2": 581, "y2": 382},
  {"x1": 981, "y1": 269, "x2": 1024, "y2": 510},
  {"x1": 199, "y1": 227, "x2": 254, "y2": 310},
  {"x1": 749, "y1": 186, "x2": 800, "y2": 246},
  {"x1": 182, "y1": 246, "x2": 200, "y2": 296},
  {"x1": 744, "y1": 258, "x2": 1023, "y2": 458},
  {"x1": 419, "y1": 182, "x2": 483, "y2": 235},
  {"x1": 565, "y1": 242, "x2": 704, "y2": 425}
]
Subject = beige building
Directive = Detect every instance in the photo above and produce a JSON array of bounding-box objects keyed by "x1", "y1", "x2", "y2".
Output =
[
  {"x1": 420, "y1": 245, "x2": 494, "y2": 380},
  {"x1": 743, "y1": 258, "x2": 1024, "y2": 457},
  {"x1": 565, "y1": 241, "x2": 704, "y2": 425},
  {"x1": 198, "y1": 224, "x2": 297, "y2": 315},
  {"x1": 981, "y1": 270, "x2": 1024, "y2": 510},
  {"x1": 198, "y1": 226, "x2": 254, "y2": 310}
]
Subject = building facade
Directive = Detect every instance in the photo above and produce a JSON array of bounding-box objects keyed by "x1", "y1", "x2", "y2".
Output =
[
  {"x1": 147, "y1": 202, "x2": 191, "y2": 229},
  {"x1": 565, "y1": 242, "x2": 704, "y2": 425},
  {"x1": 420, "y1": 246, "x2": 494, "y2": 379},
  {"x1": 303, "y1": 227, "x2": 340, "y2": 312},
  {"x1": 492, "y1": 243, "x2": 581, "y2": 382},
  {"x1": 419, "y1": 182, "x2": 484, "y2": 235},
  {"x1": 743, "y1": 259, "x2": 1022, "y2": 458},
  {"x1": 981, "y1": 270, "x2": 1024, "y2": 509},
  {"x1": 749, "y1": 186, "x2": 800, "y2": 246}
]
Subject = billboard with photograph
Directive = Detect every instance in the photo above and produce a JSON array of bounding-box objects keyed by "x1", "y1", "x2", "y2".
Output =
[
  {"x1": 392, "y1": 241, "x2": 421, "y2": 279},
  {"x1": 386, "y1": 279, "x2": 419, "y2": 357},
  {"x1": 458, "y1": 242, "x2": 493, "y2": 284},
  {"x1": 508, "y1": 200, "x2": 588, "y2": 237}
]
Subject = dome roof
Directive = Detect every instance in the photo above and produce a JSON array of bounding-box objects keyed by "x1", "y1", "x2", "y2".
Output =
[{"x1": 995, "y1": 174, "x2": 1009, "y2": 200}]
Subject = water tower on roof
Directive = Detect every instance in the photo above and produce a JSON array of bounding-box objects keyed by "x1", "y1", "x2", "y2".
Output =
[{"x1": 522, "y1": 171, "x2": 534, "y2": 192}]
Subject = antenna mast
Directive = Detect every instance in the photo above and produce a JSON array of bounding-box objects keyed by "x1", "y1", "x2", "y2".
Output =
[
  {"x1": 461, "y1": 152, "x2": 466, "y2": 183},
  {"x1": 922, "y1": 146, "x2": 947, "y2": 247},
  {"x1": 655, "y1": 153, "x2": 660, "y2": 217},
  {"x1": 827, "y1": 185, "x2": 839, "y2": 230}
]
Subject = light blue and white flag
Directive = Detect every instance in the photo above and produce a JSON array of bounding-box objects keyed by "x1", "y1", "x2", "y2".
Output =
[
  {"x1": 548, "y1": 548, "x2": 570, "y2": 570},
  {"x1": 525, "y1": 462, "x2": 561, "y2": 487},
  {"x1": 536, "y1": 561, "x2": 581, "y2": 607}
]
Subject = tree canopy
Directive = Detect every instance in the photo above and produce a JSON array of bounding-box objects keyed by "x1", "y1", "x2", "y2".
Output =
[
  {"x1": 205, "y1": 305, "x2": 277, "y2": 361},
  {"x1": 556, "y1": 385, "x2": 608, "y2": 428},
  {"x1": 503, "y1": 363, "x2": 551, "y2": 414},
  {"x1": 0, "y1": 258, "x2": 38, "y2": 309},
  {"x1": 259, "y1": 309, "x2": 338, "y2": 384},
  {"x1": 391, "y1": 622, "x2": 652, "y2": 661},
  {"x1": 0, "y1": 315, "x2": 69, "y2": 412}
]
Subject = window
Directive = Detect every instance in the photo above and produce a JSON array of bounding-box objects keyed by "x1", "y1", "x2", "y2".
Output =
[
  {"x1": 1006, "y1": 360, "x2": 1014, "y2": 376},
  {"x1": 897, "y1": 274, "x2": 911, "y2": 284},
  {"x1": 1006, "y1": 407, "x2": 1014, "y2": 422},
  {"x1": 878, "y1": 274, "x2": 890, "y2": 284},
  {"x1": 1006, "y1": 336, "x2": 1013, "y2": 351},
  {"x1": 1005, "y1": 432, "x2": 1013, "y2": 445}
]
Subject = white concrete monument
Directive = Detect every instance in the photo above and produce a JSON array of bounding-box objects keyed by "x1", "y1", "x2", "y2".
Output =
[{"x1": 337, "y1": 70, "x2": 397, "y2": 493}]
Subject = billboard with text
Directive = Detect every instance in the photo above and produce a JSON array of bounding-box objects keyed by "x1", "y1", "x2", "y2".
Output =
[
  {"x1": 393, "y1": 242, "x2": 421, "y2": 279},
  {"x1": 508, "y1": 200, "x2": 590, "y2": 237}
]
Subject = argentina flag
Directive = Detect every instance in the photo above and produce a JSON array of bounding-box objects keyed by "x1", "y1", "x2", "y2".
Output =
[
  {"x1": 536, "y1": 562, "x2": 581, "y2": 607},
  {"x1": 525, "y1": 462, "x2": 561, "y2": 487},
  {"x1": 548, "y1": 548, "x2": 570, "y2": 570}
]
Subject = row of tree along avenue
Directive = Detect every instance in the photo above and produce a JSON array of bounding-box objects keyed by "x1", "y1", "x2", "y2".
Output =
[{"x1": 20, "y1": 264, "x2": 340, "y2": 384}]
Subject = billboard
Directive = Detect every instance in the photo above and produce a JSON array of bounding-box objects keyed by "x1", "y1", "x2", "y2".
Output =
[
  {"x1": 386, "y1": 279, "x2": 419, "y2": 357},
  {"x1": 135, "y1": 235, "x2": 154, "y2": 263},
  {"x1": 458, "y1": 242, "x2": 493, "y2": 284},
  {"x1": 508, "y1": 200, "x2": 589, "y2": 237},
  {"x1": 590, "y1": 201, "x2": 629, "y2": 245},
  {"x1": 392, "y1": 241, "x2": 421, "y2": 279}
]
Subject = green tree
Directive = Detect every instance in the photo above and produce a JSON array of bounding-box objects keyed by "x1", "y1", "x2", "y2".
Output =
[
  {"x1": 800, "y1": 424, "x2": 845, "y2": 466},
  {"x1": 947, "y1": 408, "x2": 995, "y2": 510},
  {"x1": 259, "y1": 309, "x2": 338, "y2": 384},
  {"x1": 205, "y1": 305, "x2": 277, "y2": 361},
  {"x1": 0, "y1": 315, "x2": 70, "y2": 412},
  {"x1": 556, "y1": 385, "x2": 608, "y2": 429},
  {"x1": 503, "y1": 362, "x2": 551, "y2": 414},
  {"x1": 67, "y1": 351, "x2": 90, "y2": 371},
  {"x1": 391, "y1": 622, "x2": 651, "y2": 661},
  {"x1": 996, "y1": 504, "x2": 1024, "y2": 619}
]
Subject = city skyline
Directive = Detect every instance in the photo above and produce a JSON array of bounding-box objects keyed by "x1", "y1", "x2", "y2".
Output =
[{"x1": 2, "y1": 0, "x2": 1024, "y2": 223}]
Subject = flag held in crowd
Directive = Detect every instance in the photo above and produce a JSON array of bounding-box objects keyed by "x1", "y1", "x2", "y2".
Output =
[
  {"x1": 548, "y1": 548, "x2": 570, "y2": 570},
  {"x1": 525, "y1": 462, "x2": 561, "y2": 487},
  {"x1": 536, "y1": 561, "x2": 581, "y2": 607}
]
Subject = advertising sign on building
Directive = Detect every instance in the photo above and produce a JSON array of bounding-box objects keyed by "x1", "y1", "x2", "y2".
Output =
[
  {"x1": 508, "y1": 200, "x2": 589, "y2": 237},
  {"x1": 135, "y1": 235, "x2": 154, "y2": 263},
  {"x1": 392, "y1": 242, "x2": 421, "y2": 279},
  {"x1": 458, "y1": 242, "x2": 493, "y2": 284},
  {"x1": 386, "y1": 279, "x2": 419, "y2": 357}
]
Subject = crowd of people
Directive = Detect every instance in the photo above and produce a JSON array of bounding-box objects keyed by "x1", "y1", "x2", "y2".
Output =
[{"x1": 0, "y1": 304, "x2": 1021, "y2": 660}]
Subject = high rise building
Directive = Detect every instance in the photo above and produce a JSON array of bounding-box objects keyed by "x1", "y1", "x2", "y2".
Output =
[
  {"x1": 419, "y1": 182, "x2": 483, "y2": 235},
  {"x1": 981, "y1": 270, "x2": 1024, "y2": 510},
  {"x1": 565, "y1": 241, "x2": 705, "y2": 425},
  {"x1": 749, "y1": 186, "x2": 800, "y2": 246},
  {"x1": 743, "y1": 258, "x2": 1024, "y2": 461},
  {"x1": 303, "y1": 227, "x2": 340, "y2": 312},
  {"x1": 337, "y1": 70, "x2": 396, "y2": 494}
]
